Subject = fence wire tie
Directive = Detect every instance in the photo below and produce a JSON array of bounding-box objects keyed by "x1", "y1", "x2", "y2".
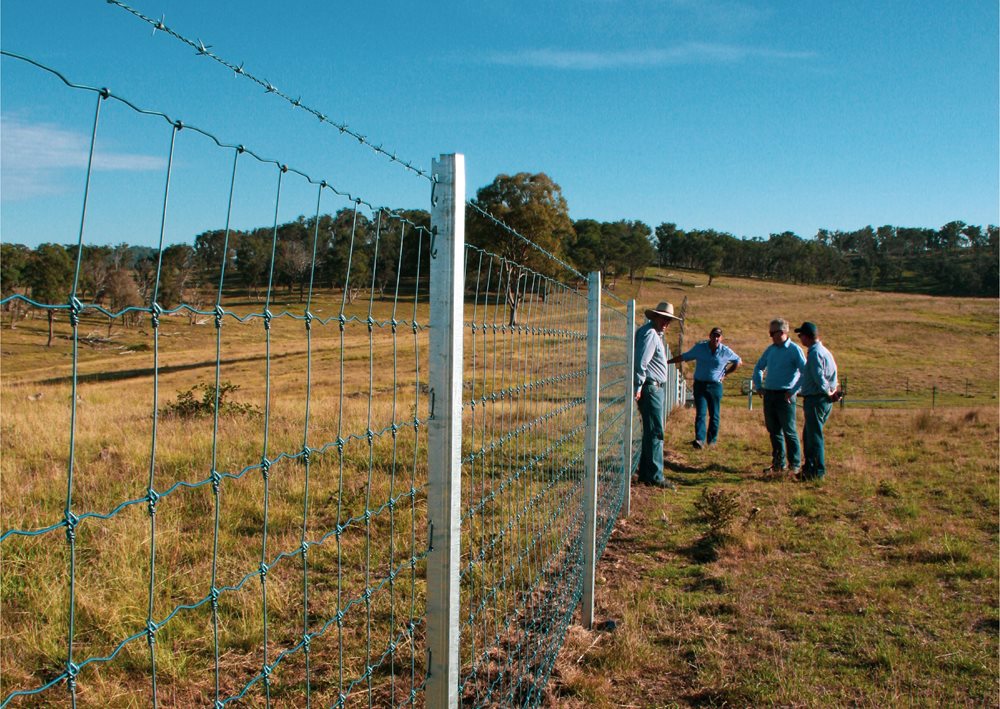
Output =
[
  {"x1": 259, "y1": 562, "x2": 269, "y2": 582},
  {"x1": 146, "y1": 488, "x2": 159, "y2": 517},
  {"x1": 64, "y1": 511, "x2": 79, "y2": 542},
  {"x1": 260, "y1": 458, "x2": 270, "y2": 480},
  {"x1": 303, "y1": 311, "x2": 313, "y2": 330},
  {"x1": 69, "y1": 297, "x2": 83, "y2": 327},
  {"x1": 210, "y1": 586, "x2": 220, "y2": 611},
  {"x1": 214, "y1": 305, "x2": 225, "y2": 329},
  {"x1": 210, "y1": 469, "x2": 221, "y2": 494},
  {"x1": 65, "y1": 661, "x2": 80, "y2": 693},
  {"x1": 146, "y1": 620, "x2": 158, "y2": 646},
  {"x1": 150, "y1": 302, "x2": 162, "y2": 329},
  {"x1": 262, "y1": 309, "x2": 272, "y2": 330}
]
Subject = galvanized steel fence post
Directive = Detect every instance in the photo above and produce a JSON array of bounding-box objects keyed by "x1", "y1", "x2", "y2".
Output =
[
  {"x1": 427, "y1": 153, "x2": 465, "y2": 709},
  {"x1": 582, "y1": 271, "x2": 601, "y2": 630},
  {"x1": 623, "y1": 300, "x2": 635, "y2": 518}
]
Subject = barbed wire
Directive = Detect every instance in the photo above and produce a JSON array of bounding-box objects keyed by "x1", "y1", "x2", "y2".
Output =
[{"x1": 104, "y1": 0, "x2": 434, "y2": 182}]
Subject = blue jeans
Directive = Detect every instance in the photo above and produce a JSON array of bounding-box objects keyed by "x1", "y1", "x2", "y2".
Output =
[
  {"x1": 693, "y1": 380, "x2": 723, "y2": 444},
  {"x1": 802, "y1": 395, "x2": 832, "y2": 479},
  {"x1": 637, "y1": 381, "x2": 665, "y2": 483},
  {"x1": 762, "y1": 390, "x2": 800, "y2": 470}
]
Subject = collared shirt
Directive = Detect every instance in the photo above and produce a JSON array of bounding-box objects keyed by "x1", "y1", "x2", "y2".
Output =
[
  {"x1": 681, "y1": 341, "x2": 742, "y2": 383},
  {"x1": 800, "y1": 341, "x2": 838, "y2": 396},
  {"x1": 752, "y1": 338, "x2": 806, "y2": 394},
  {"x1": 634, "y1": 320, "x2": 668, "y2": 390}
]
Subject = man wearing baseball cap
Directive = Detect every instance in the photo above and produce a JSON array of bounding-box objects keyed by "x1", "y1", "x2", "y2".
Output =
[
  {"x1": 794, "y1": 321, "x2": 839, "y2": 480},
  {"x1": 633, "y1": 301, "x2": 682, "y2": 488},
  {"x1": 668, "y1": 326, "x2": 742, "y2": 449}
]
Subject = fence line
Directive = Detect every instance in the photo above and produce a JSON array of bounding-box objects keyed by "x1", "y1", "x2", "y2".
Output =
[{"x1": 0, "y1": 50, "x2": 663, "y2": 708}]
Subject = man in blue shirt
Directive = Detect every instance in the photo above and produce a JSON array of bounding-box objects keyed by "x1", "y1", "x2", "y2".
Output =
[
  {"x1": 668, "y1": 327, "x2": 742, "y2": 449},
  {"x1": 752, "y1": 318, "x2": 806, "y2": 475},
  {"x1": 794, "y1": 321, "x2": 839, "y2": 480},
  {"x1": 633, "y1": 301, "x2": 682, "y2": 488}
]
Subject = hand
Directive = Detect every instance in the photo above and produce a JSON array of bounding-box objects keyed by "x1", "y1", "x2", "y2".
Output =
[
  {"x1": 784, "y1": 392, "x2": 792, "y2": 404},
  {"x1": 635, "y1": 390, "x2": 642, "y2": 403}
]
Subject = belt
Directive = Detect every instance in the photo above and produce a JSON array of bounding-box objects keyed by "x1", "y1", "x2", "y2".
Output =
[{"x1": 644, "y1": 380, "x2": 666, "y2": 388}]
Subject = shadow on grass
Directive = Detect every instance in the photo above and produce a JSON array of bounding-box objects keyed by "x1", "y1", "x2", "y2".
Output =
[
  {"x1": 678, "y1": 532, "x2": 728, "y2": 564},
  {"x1": 663, "y1": 459, "x2": 745, "y2": 484}
]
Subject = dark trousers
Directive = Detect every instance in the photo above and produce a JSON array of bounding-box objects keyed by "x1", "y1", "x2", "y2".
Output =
[
  {"x1": 637, "y1": 381, "x2": 665, "y2": 483},
  {"x1": 762, "y1": 389, "x2": 800, "y2": 470},
  {"x1": 802, "y1": 394, "x2": 833, "y2": 479},
  {"x1": 693, "y1": 380, "x2": 723, "y2": 444}
]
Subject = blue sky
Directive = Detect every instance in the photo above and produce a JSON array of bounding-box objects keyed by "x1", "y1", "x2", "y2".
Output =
[{"x1": 2, "y1": 0, "x2": 997, "y2": 248}]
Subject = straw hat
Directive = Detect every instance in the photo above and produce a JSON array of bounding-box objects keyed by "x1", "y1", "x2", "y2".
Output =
[{"x1": 644, "y1": 301, "x2": 682, "y2": 322}]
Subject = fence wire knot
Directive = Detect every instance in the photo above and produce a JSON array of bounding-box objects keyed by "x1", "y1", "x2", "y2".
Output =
[
  {"x1": 260, "y1": 458, "x2": 270, "y2": 480},
  {"x1": 304, "y1": 311, "x2": 313, "y2": 330},
  {"x1": 210, "y1": 469, "x2": 221, "y2": 494},
  {"x1": 146, "y1": 488, "x2": 159, "y2": 517},
  {"x1": 214, "y1": 305, "x2": 224, "y2": 329},
  {"x1": 69, "y1": 297, "x2": 83, "y2": 327},
  {"x1": 146, "y1": 620, "x2": 158, "y2": 645},
  {"x1": 210, "y1": 586, "x2": 220, "y2": 611},
  {"x1": 65, "y1": 661, "x2": 80, "y2": 693},
  {"x1": 262, "y1": 309, "x2": 272, "y2": 330},
  {"x1": 259, "y1": 562, "x2": 269, "y2": 581},
  {"x1": 64, "y1": 511, "x2": 79, "y2": 542},
  {"x1": 150, "y1": 302, "x2": 162, "y2": 329}
]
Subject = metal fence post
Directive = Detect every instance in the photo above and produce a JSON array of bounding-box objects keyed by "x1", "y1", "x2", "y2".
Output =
[
  {"x1": 623, "y1": 300, "x2": 635, "y2": 518},
  {"x1": 427, "y1": 153, "x2": 465, "y2": 709},
  {"x1": 664, "y1": 353, "x2": 675, "y2": 419},
  {"x1": 582, "y1": 271, "x2": 601, "y2": 630}
]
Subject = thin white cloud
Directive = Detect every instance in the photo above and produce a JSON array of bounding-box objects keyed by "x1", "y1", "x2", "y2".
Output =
[
  {"x1": 1, "y1": 115, "x2": 164, "y2": 201},
  {"x1": 487, "y1": 42, "x2": 815, "y2": 70}
]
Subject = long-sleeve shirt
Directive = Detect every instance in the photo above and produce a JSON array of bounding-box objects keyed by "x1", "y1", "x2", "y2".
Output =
[
  {"x1": 752, "y1": 338, "x2": 806, "y2": 394},
  {"x1": 800, "y1": 341, "x2": 838, "y2": 396},
  {"x1": 633, "y1": 321, "x2": 667, "y2": 390},
  {"x1": 680, "y1": 341, "x2": 742, "y2": 382}
]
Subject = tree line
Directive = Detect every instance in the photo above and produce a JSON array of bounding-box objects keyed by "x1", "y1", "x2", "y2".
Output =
[
  {"x1": 2, "y1": 171, "x2": 996, "y2": 343},
  {"x1": 655, "y1": 222, "x2": 999, "y2": 296}
]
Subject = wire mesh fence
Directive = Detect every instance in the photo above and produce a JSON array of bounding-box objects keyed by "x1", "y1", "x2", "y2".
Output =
[
  {"x1": 1, "y1": 50, "x2": 647, "y2": 709},
  {"x1": 1, "y1": 51, "x2": 431, "y2": 708}
]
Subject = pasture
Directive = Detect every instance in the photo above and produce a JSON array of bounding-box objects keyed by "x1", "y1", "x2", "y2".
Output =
[{"x1": 1, "y1": 266, "x2": 997, "y2": 706}]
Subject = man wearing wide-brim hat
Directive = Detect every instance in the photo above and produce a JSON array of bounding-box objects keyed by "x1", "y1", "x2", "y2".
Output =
[{"x1": 633, "y1": 301, "x2": 682, "y2": 488}]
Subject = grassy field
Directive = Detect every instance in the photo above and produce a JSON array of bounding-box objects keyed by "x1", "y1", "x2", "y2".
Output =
[
  {"x1": 1, "y1": 266, "x2": 997, "y2": 706},
  {"x1": 547, "y1": 269, "x2": 999, "y2": 707}
]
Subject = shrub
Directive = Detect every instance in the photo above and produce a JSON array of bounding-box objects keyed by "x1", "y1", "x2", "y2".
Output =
[
  {"x1": 693, "y1": 487, "x2": 741, "y2": 537},
  {"x1": 160, "y1": 382, "x2": 261, "y2": 419}
]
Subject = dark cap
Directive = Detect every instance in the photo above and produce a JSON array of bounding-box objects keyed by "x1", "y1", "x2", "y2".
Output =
[
  {"x1": 709, "y1": 327, "x2": 723, "y2": 337},
  {"x1": 794, "y1": 322, "x2": 818, "y2": 337}
]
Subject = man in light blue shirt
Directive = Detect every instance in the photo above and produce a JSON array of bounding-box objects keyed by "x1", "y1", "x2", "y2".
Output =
[
  {"x1": 752, "y1": 318, "x2": 806, "y2": 475},
  {"x1": 668, "y1": 327, "x2": 741, "y2": 449},
  {"x1": 633, "y1": 301, "x2": 682, "y2": 488},
  {"x1": 794, "y1": 321, "x2": 839, "y2": 480}
]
